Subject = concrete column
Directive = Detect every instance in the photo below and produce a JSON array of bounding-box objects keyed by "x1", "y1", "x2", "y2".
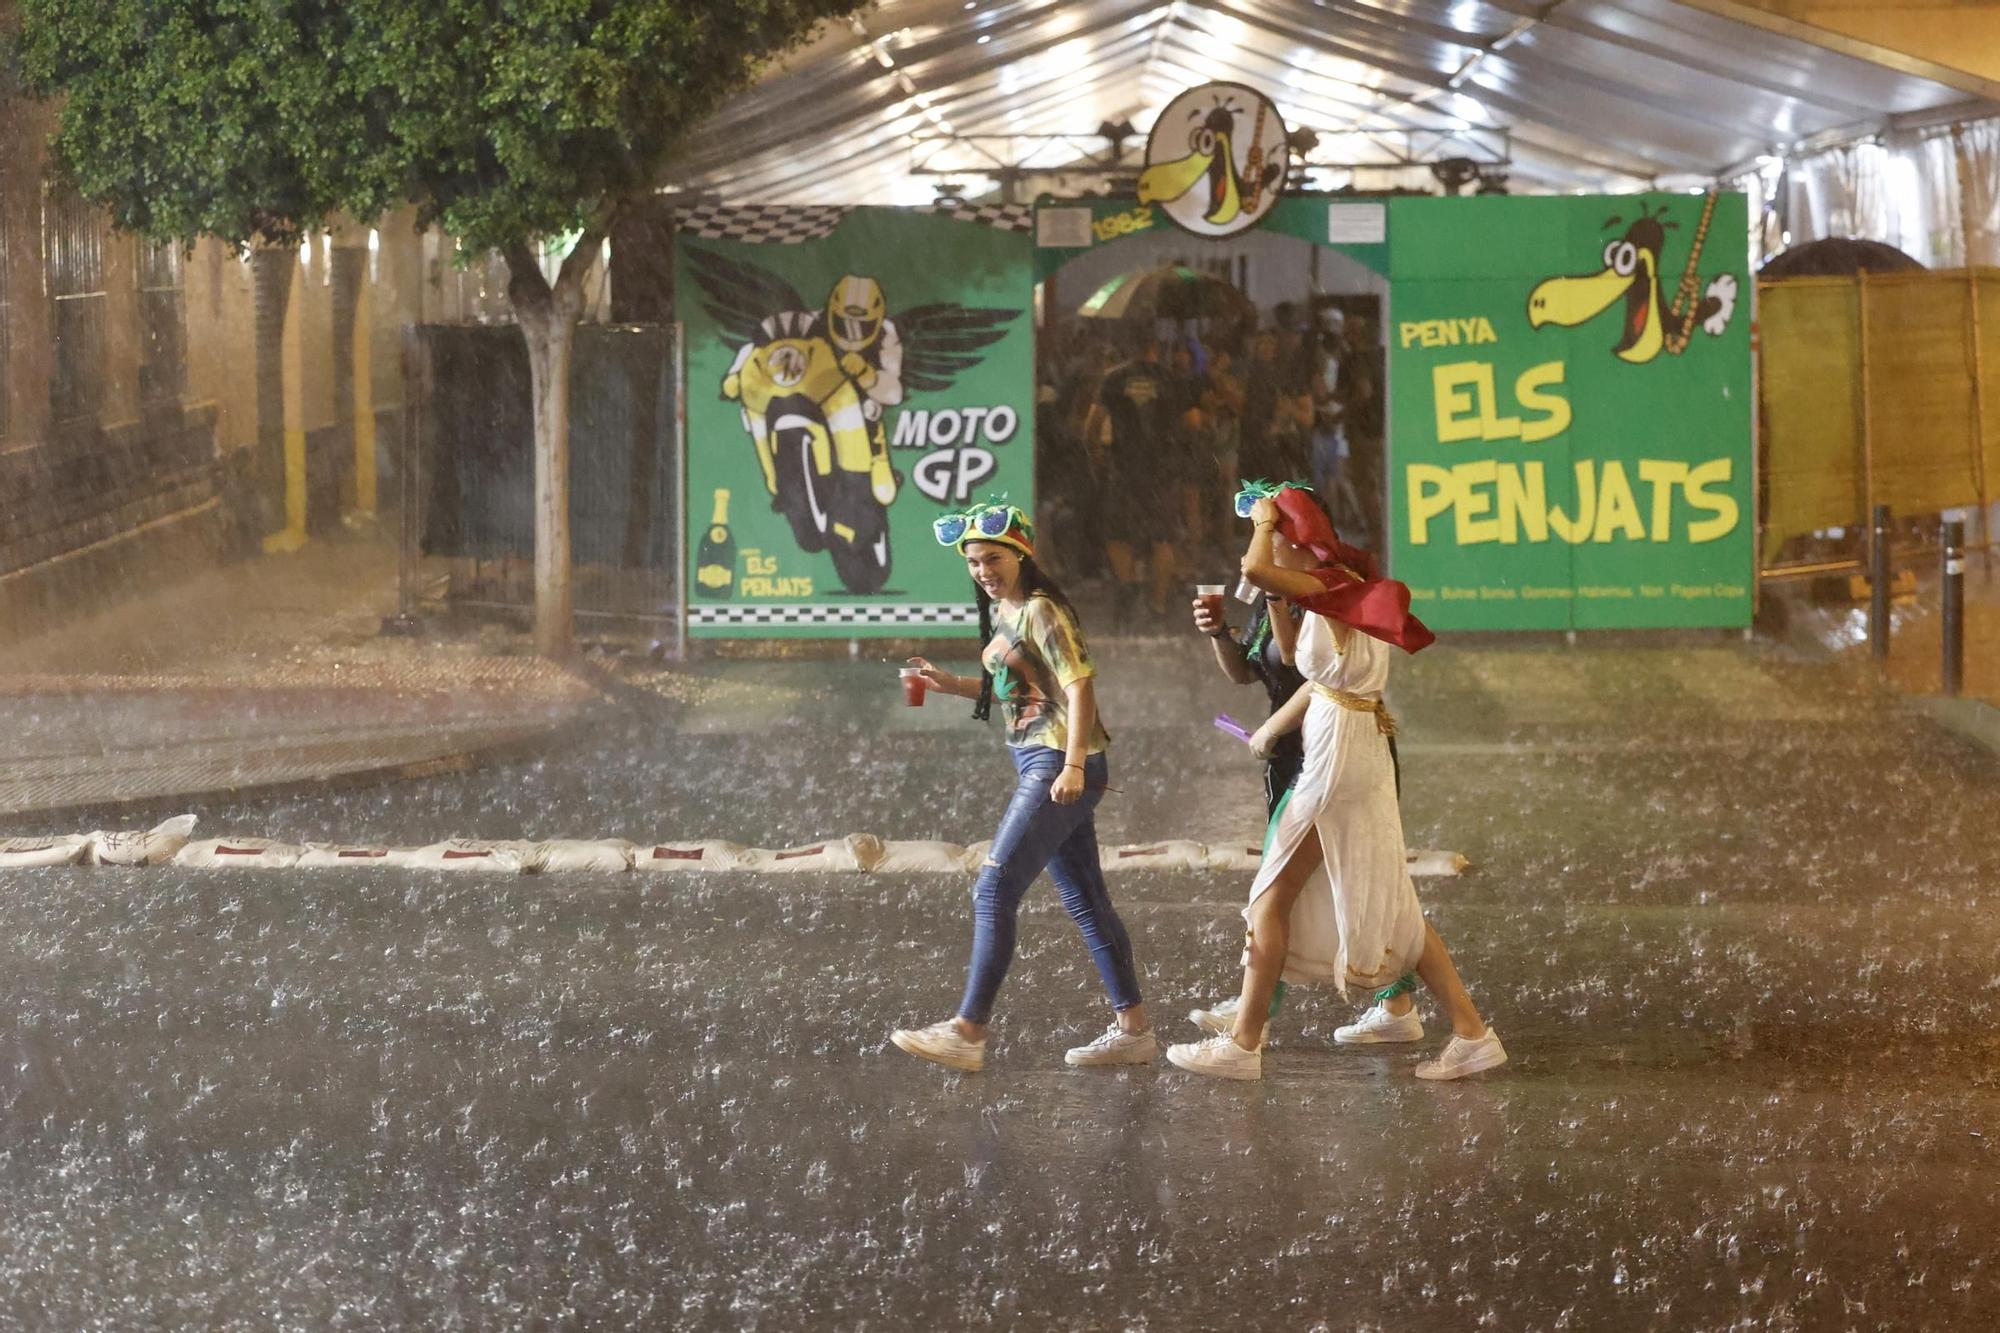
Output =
[
  {"x1": 252, "y1": 244, "x2": 304, "y2": 552},
  {"x1": 330, "y1": 242, "x2": 371, "y2": 516}
]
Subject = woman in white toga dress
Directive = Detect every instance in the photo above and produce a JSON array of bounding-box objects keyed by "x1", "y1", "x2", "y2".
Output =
[{"x1": 1168, "y1": 484, "x2": 1508, "y2": 1082}]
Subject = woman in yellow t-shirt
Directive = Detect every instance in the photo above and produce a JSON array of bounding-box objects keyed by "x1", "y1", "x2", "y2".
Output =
[{"x1": 891, "y1": 504, "x2": 1153, "y2": 1074}]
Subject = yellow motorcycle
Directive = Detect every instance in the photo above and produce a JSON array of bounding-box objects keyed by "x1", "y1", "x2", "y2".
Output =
[{"x1": 724, "y1": 325, "x2": 893, "y2": 596}]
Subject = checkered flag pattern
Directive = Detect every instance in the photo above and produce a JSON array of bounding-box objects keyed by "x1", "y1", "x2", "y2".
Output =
[
  {"x1": 915, "y1": 202, "x2": 1035, "y2": 233},
  {"x1": 674, "y1": 203, "x2": 850, "y2": 243},
  {"x1": 690, "y1": 604, "x2": 980, "y2": 629}
]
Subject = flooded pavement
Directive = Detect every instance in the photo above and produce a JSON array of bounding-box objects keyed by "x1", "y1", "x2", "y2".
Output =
[{"x1": 2, "y1": 631, "x2": 1998, "y2": 1328}]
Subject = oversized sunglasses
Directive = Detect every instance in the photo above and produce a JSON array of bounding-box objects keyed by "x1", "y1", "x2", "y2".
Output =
[{"x1": 933, "y1": 503, "x2": 1023, "y2": 547}]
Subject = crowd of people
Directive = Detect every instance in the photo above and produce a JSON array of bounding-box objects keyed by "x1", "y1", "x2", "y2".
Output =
[{"x1": 1033, "y1": 297, "x2": 1386, "y2": 624}]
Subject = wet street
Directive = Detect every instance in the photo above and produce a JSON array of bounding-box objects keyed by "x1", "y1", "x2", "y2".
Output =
[{"x1": 2, "y1": 630, "x2": 1998, "y2": 1328}]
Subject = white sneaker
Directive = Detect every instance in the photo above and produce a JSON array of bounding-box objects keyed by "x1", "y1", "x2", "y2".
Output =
[
  {"x1": 1065, "y1": 1025, "x2": 1158, "y2": 1067},
  {"x1": 1187, "y1": 996, "x2": 1240, "y2": 1036},
  {"x1": 1334, "y1": 1002, "x2": 1425, "y2": 1045},
  {"x1": 1166, "y1": 1033, "x2": 1263, "y2": 1081},
  {"x1": 1413, "y1": 1027, "x2": 1508, "y2": 1081},
  {"x1": 891, "y1": 1020, "x2": 984, "y2": 1072}
]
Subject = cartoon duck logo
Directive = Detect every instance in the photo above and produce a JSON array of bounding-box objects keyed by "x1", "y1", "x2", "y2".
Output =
[
  {"x1": 1528, "y1": 195, "x2": 1740, "y2": 364},
  {"x1": 1137, "y1": 82, "x2": 1290, "y2": 238}
]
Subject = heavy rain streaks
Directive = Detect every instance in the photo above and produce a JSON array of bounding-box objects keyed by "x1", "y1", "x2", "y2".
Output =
[{"x1": 1, "y1": 635, "x2": 1997, "y2": 1327}]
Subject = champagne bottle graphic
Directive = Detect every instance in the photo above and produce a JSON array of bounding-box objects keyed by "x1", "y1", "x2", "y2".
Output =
[{"x1": 695, "y1": 488, "x2": 736, "y2": 598}]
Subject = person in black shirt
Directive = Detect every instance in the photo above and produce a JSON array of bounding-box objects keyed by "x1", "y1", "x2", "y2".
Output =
[
  {"x1": 1199, "y1": 589, "x2": 1306, "y2": 813},
  {"x1": 1334, "y1": 316, "x2": 1387, "y2": 551},
  {"x1": 1157, "y1": 338, "x2": 1213, "y2": 613},
  {"x1": 1084, "y1": 339, "x2": 1167, "y2": 627},
  {"x1": 1238, "y1": 330, "x2": 1311, "y2": 485}
]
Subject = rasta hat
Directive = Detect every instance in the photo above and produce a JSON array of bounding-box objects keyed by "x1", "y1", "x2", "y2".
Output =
[{"x1": 933, "y1": 501, "x2": 1035, "y2": 558}]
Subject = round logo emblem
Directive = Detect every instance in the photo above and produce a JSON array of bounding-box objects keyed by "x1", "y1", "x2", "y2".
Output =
[
  {"x1": 1138, "y1": 83, "x2": 1290, "y2": 238},
  {"x1": 767, "y1": 343, "x2": 808, "y2": 388}
]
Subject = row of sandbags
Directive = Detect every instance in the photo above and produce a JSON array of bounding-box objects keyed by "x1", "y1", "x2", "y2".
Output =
[{"x1": 0, "y1": 818, "x2": 1470, "y2": 877}]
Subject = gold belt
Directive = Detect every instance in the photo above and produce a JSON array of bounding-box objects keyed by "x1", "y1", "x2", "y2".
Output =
[{"x1": 1311, "y1": 683, "x2": 1397, "y2": 737}]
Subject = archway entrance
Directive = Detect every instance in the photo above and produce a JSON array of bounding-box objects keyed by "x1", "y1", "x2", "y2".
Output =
[{"x1": 1031, "y1": 198, "x2": 1391, "y2": 631}]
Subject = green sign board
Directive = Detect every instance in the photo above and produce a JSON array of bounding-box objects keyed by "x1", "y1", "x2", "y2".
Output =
[
  {"x1": 1385, "y1": 193, "x2": 1753, "y2": 629},
  {"x1": 677, "y1": 207, "x2": 1035, "y2": 637}
]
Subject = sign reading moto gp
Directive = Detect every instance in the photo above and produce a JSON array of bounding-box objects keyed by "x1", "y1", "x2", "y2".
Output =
[
  {"x1": 1139, "y1": 82, "x2": 1290, "y2": 238},
  {"x1": 677, "y1": 206, "x2": 1034, "y2": 638}
]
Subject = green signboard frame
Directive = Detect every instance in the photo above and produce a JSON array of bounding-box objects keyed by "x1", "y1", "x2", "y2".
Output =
[
  {"x1": 1383, "y1": 192, "x2": 1754, "y2": 629},
  {"x1": 677, "y1": 206, "x2": 1036, "y2": 639}
]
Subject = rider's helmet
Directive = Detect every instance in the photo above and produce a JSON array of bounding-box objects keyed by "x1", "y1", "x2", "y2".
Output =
[{"x1": 825, "y1": 276, "x2": 887, "y2": 354}]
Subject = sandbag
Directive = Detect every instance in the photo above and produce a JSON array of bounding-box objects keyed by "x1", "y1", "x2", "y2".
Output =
[
  {"x1": 406, "y1": 840, "x2": 532, "y2": 873},
  {"x1": 85, "y1": 815, "x2": 196, "y2": 866},
  {"x1": 173, "y1": 838, "x2": 305, "y2": 869},
  {"x1": 524, "y1": 839, "x2": 636, "y2": 874},
  {"x1": 635, "y1": 841, "x2": 748, "y2": 872},
  {"x1": 1106, "y1": 840, "x2": 1210, "y2": 870},
  {"x1": 733, "y1": 837, "x2": 871, "y2": 874},
  {"x1": 294, "y1": 844, "x2": 420, "y2": 869},
  {"x1": 1194, "y1": 844, "x2": 1467, "y2": 875},
  {"x1": 864, "y1": 840, "x2": 975, "y2": 874},
  {"x1": 0, "y1": 835, "x2": 89, "y2": 868},
  {"x1": 1407, "y1": 849, "x2": 1470, "y2": 877},
  {"x1": 1203, "y1": 844, "x2": 1266, "y2": 872}
]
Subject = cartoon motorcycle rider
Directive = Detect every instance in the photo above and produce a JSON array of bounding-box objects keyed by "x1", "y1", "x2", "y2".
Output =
[
  {"x1": 822, "y1": 275, "x2": 904, "y2": 507},
  {"x1": 720, "y1": 275, "x2": 903, "y2": 508}
]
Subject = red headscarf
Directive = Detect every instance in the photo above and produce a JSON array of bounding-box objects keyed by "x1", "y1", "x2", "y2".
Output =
[{"x1": 1271, "y1": 488, "x2": 1434, "y2": 653}]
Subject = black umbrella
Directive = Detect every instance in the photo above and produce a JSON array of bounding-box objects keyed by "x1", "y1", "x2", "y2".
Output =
[{"x1": 1076, "y1": 264, "x2": 1253, "y2": 322}]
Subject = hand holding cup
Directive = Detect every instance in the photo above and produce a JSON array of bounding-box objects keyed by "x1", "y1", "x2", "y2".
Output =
[
  {"x1": 904, "y1": 657, "x2": 953, "y2": 699},
  {"x1": 1192, "y1": 584, "x2": 1227, "y2": 636}
]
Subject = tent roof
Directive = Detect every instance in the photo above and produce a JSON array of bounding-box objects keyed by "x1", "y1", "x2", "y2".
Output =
[{"x1": 666, "y1": 0, "x2": 1997, "y2": 202}]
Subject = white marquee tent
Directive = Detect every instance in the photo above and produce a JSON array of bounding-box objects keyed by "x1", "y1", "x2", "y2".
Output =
[{"x1": 664, "y1": 0, "x2": 2000, "y2": 265}]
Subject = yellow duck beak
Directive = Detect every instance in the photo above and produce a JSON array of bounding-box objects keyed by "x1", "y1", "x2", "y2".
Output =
[
  {"x1": 1137, "y1": 149, "x2": 1214, "y2": 207},
  {"x1": 1203, "y1": 133, "x2": 1243, "y2": 225},
  {"x1": 1527, "y1": 252, "x2": 1665, "y2": 364},
  {"x1": 1528, "y1": 268, "x2": 1629, "y2": 328},
  {"x1": 1138, "y1": 132, "x2": 1249, "y2": 226}
]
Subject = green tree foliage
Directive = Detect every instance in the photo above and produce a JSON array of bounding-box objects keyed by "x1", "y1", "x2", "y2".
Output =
[
  {"x1": 17, "y1": 0, "x2": 860, "y2": 251},
  {"x1": 17, "y1": 0, "x2": 869, "y2": 653}
]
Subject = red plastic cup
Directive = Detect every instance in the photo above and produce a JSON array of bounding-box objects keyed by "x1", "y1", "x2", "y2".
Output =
[
  {"x1": 1194, "y1": 583, "x2": 1226, "y2": 618},
  {"x1": 899, "y1": 667, "x2": 926, "y2": 707}
]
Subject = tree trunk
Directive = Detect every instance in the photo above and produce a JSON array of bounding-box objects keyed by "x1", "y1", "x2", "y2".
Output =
[
  {"x1": 505, "y1": 227, "x2": 607, "y2": 660},
  {"x1": 517, "y1": 298, "x2": 577, "y2": 658}
]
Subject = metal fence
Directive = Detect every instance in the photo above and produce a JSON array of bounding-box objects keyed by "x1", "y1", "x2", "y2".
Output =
[
  {"x1": 403, "y1": 322, "x2": 681, "y2": 632},
  {"x1": 42, "y1": 179, "x2": 107, "y2": 425}
]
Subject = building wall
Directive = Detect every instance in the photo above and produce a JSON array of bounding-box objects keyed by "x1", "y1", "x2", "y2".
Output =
[
  {"x1": 0, "y1": 92, "x2": 229, "y2": 631},
  {"x1": 0, "y1": 61, "x2": 622, "y2": 632},
  {"x1": 0, "y1": 97, "x2": 460, "y2": 629}
]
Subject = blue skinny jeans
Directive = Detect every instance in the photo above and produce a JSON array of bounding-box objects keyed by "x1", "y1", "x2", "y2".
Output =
[{"x1": 955, "y1": 746, "x2": 1143, "y2": 1025}]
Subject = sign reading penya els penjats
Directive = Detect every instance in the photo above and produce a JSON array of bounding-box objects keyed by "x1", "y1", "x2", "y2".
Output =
[
  {"x1": 677, "y1": 207, "x2": 1034, "y2": 637},
  {"x1": 1387, "y1": 193, "x2": 1753, "y2": 630}
]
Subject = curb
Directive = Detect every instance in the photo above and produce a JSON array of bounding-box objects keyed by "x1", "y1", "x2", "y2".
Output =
[
  {"x1": 0, "y1": 661, "x2": 638, "y2": 825},
  {"x1": 0, "y1": 729, "x2": 557, "y2": 825},
  {"x1": 1908, "y1": 696, "x2": 2000, "y2": 759}
]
